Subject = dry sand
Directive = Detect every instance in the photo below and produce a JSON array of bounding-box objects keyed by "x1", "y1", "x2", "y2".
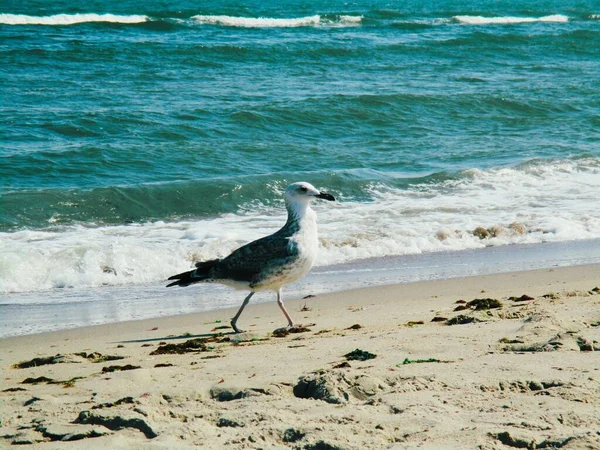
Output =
[{"x1": 1, "y1": 265, "x2": 600, "y2": 449}]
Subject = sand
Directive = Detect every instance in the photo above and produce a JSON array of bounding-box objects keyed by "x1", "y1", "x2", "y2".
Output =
[{"x1": 1, "y1": 264, "x2": 600, "y2": 449}]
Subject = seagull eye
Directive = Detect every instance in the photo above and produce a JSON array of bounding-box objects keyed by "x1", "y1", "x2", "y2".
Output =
[{"x1": 300, "y1": 186, "x2": 308, "y2": 192}]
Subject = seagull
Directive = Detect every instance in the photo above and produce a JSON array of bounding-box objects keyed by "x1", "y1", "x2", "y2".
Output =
[{"x1": 167, "y1": 182, "x2": 335, "y2": 333}]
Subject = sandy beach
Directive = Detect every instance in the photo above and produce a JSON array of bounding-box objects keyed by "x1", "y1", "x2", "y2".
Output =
[
  {"x1": 1, "y1": 264, "x2": 600, "y2": 449},
  {"x1": 4, "y1": 2, "x2": 600, "y2": 449}
]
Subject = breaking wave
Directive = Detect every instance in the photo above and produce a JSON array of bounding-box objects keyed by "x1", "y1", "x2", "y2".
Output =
[
  {"x1": 0, "y1": 13, "x2": 148, "y2": 26},
  {"x1": 453, "y1": 14, "x2": 569, "y2": 25},
  {"x1": 191, "y1": 14, "x2": 362, "y2": 28},
  {"x1": 1, "y1": 12, "x2": 578, "y2": 28},
  {"x1": 2, "y1": 158, "x2": 600, "y2": 294}
]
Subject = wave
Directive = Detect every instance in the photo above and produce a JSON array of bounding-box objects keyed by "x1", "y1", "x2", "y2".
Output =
[
  {"x1": 1, "y1": 11, "x2": 582, "y2": 29},
  {"x1": 192, "y1": 14, "x2": 319, "y2": 28},
  {"x1": 453, "y1": 14, "x2": 568, "y2": 25},
  {"x1": 0, "y1": 13, "x2": 148, "y2": 26},
  {"x1": 191, "y1": 14, "x2": 362, "y2": 28},
  {"x1": 2, "y1": 157, "x2": 600, "y2": 294},
  {"x1": 337, "y1": 15, "x2": 363, "y2": 25},
  {"x1": 0, "y1": 175, "x2": 328, "y2": 231}
]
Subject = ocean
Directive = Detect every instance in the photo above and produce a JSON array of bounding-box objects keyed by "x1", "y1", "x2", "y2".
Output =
[{"x1": 1, "y1": 0, "x2": 599, "y2": 337}]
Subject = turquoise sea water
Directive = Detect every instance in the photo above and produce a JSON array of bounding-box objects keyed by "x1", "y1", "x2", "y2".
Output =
[{"x1": 1, "y1": 0, "x2": 600, "y2": 335}]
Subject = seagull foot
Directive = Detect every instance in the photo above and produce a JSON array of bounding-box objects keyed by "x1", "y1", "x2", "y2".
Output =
[
  {"x1": 230, "y1": 320, "x2": 245, "y2": 334},
  {"x1": 273, "y1": 323, "x2": 315, "y2": 336}
]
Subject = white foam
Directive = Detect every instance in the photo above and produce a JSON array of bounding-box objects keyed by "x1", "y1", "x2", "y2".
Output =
[
  {"x1": 0, "y1": 12, "x2": 363, "y2": 28},
  {"x1": 453, "y1": 14, "x2": 568, "y2": 25},
  {"x1": 337, "y1": 15, "x2": 363, "y2": 24},
  {"x1": 192, "y1": 14, "x2": 320, "y2": 28},
  {"x1": 2, "y1": 158, "x2": 600, "y2": 295},
  {"x1": 317, "y1": 158, "x2": 600, "y2": 264},
  {"x1": 0, "y1": 216, "x2": 285, "y2": 295},
  {"x1": 0, "y1": 13, "x2": 148, "y2": 26},
  {"x1": 191, "y1": 14, "x2": 362, "y2": 28}
]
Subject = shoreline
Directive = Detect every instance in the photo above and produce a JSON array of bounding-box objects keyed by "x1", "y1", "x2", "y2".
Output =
[
  {"x1": 1, "y1": 264, "x2": 599, "y2": 448},
  {"x1": 3, "y1": 238, "x2": 600, "y2": 339},
  {"x1": 2, "y1": 262, "x2": 600, "y2": 345}
]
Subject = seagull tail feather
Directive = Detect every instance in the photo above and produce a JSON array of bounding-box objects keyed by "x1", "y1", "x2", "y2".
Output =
[{"x1": 166, "y1": 259, "x2": 219, "y2": 288}]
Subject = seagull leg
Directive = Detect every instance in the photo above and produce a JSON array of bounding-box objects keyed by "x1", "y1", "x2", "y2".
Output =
[
  {"x1": 273, "y1": 289, "x2": 316, "y2": 334},
  {"x1": 230, "y1": 292, "x2": 254, "y2": 333},
  {"x1": 276, "y1": 288, "x2": 295, "y2": 328}
]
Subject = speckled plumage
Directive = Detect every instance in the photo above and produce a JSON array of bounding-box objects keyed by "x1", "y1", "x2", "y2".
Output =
[{"x1": 167, "y1": 182, "x2": 335, "y2": 332}]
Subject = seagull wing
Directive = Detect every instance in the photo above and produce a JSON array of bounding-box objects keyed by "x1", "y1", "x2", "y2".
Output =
[{"x1": 211, "y1": 232, "x2": 298, "y2": 285}]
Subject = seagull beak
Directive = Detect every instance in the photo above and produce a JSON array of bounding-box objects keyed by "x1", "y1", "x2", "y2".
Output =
[{"x1": 316, "y1": 191, "x2": 335, "y2": 201}]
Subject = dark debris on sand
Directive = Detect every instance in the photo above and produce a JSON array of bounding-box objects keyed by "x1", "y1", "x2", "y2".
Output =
[
  {"x1": 149, "y1": 338, "x2": 210, "y2": 355},
  {"x1": 453, "y1": 304, "x2": 470, "y2": 312},
  {"x1": 446, "y1": 315, "x2": 479, "y2": 326},
  {"x1": 74, "y1": 352, "x2": 125, "y2": 363},
  {"x1": 12, "y1": 356, "x2": 61, "y2": 369},
  {"x1": 74, "y1": 410, "x2": 157, "y2": 439},
  {"x1": 12, "y1": 352, "x2": 124, "y2": 369},
  {"x1": 332, "y1": 362, "x2": 351, "y2": 369},
  {"x1": 467, "y1": 298, "x2": 503, "y2": 310},
  {"x1": 216, "y1": 417, "x2": 245, "y2": 428},
  {"x1": 283, "y1": 427, "x2": 306, "y2": 443},
  {"x1": 21, "y1": 376, "x2": 84, "y2": 388},
  {"x1": 101, "y1": 365, "x2": 141, "y2": 373},
  {"x1": 273, "y1": 326, "x2": 312, "y2": 338},
  {"x1": 21, "y1": 376, "x2": 54, "y2": 385},
  {"x1": 508, "y1": 294, "x2": 535, "y2": 302},
  {"x1": 92, "y1": 396, "x2": 136, "y2": 410},
  {"x1": 344, "y1": 349, "x2": 377, "y2": 361}
]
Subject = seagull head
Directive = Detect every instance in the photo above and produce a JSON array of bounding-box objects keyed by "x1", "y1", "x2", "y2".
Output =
[{"x1": 284, "y1": 182, "x2": 335, "y2": 205}]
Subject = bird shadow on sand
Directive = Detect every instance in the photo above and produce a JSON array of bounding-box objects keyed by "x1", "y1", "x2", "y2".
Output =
[
  {"x1": 116, "y1": 323, "x2": 315, "y2": 345},
  {"x1": 116, "y1": 330, "x2": 237, "y2": 345}
]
